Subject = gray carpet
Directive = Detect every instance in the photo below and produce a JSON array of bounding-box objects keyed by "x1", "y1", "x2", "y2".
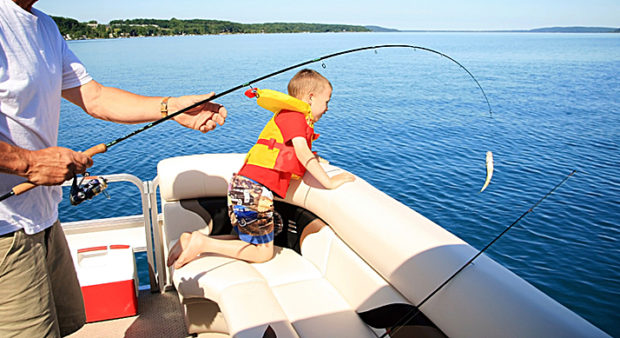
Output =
[{"x1": 68, "y1": 290, "x2": 188, "y2": 338}]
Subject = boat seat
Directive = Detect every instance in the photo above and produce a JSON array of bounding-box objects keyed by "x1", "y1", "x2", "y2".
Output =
[
  {"x1": 171, "y1": 223, "x2": 399, "y2": 337},
  {"x1": 158, "y1": 153, "x2": 609, "y2": 338},
  {"x1": 157, "y1": 154, "x2": 433, "y2": 337},
  {"x1": 172, "y1": 253, "x2": 297, "y2": 337}
]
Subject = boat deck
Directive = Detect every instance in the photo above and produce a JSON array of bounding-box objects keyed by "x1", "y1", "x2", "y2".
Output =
[{"x1": 67, "y1": 290, "x2": 206, "y2": 338}]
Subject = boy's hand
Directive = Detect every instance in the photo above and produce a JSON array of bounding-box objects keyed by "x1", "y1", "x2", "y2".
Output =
[{"x1": 328, "y1": 172, "x2": 355, "y2": 189}]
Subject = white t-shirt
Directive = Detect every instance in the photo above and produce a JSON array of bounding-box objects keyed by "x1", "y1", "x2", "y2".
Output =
[{"x1": 0, "y1": 0, "x2": 93, "y2": 235}]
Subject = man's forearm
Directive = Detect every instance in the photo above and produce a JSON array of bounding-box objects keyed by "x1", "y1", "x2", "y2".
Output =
[
  {"x1": 62, "y1": 80, "x2": 163, "y2": 124},
  {"x1": 0, "y1": 142, "x2": 29, "y2": 177},
  {"x1": 0, "y1": 142, "x2": 93, "y2": 185}
]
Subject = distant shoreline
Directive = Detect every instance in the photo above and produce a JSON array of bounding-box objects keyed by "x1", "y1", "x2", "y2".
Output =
[
  {"x1": 368, "y1": 25, "x2": 620, "y2": 33},
  {"x1": 53, "y1": 17, "x2": 370, "y2": 40},
  {"x1": 53, "y1": 16, "x2": 619, "y2": 40}
]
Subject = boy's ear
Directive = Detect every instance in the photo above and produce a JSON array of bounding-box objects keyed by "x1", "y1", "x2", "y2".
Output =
[{"x1": 301, "y1": 93, "x2": 313, "y2": 104}]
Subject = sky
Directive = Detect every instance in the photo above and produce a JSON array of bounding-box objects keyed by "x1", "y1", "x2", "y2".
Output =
[{"x1": 35, "y1": 0, "x2": 619, "y2": 31}]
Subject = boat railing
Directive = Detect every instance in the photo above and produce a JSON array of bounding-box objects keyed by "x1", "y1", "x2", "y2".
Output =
[
  {"x1": 61, "y1": 173, "x2": 164, "y2": 292},
  {"x1": 148, "y1": 176, "x2": 168, "y2": 292}
]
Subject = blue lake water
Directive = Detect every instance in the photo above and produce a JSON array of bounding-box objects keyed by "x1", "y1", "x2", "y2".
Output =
[{"x1": 59, "y1": 32, "x2": 619, "y2": 335}]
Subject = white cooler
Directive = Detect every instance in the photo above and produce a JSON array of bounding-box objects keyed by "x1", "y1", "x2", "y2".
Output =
[{"x1": 75, "y1": 244, "x2": 139, "y2": 322}]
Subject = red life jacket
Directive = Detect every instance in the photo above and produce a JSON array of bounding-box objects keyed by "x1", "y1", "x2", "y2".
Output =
[
  {"x1": 245, "y1": 110, "x2": 318, "y2": 177},
  {"x1": 244, "y1": 89, "x2": 317, "y2": 178}
]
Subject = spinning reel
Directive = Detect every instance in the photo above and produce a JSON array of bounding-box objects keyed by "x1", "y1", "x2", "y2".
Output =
[{"x1": 70, "y1": 173, "x2": 109, "y2": 206}]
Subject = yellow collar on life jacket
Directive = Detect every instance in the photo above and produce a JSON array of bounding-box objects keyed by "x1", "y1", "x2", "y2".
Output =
[{"x1": 252, "y1": 88, "x2": 315, "y2": 127}]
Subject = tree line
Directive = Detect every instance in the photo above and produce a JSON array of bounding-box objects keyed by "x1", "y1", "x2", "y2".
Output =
[{"x1": 51, "y1": 17, "x2": 370, "y2": 40}]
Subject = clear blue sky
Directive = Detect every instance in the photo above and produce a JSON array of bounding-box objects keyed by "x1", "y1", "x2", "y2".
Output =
[{"x1": 35, "y1": 0, "x2": 619, "y2": 31}]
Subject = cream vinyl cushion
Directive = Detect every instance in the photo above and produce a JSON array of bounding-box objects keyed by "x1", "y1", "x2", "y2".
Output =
[{"x1": 158, "y1": 153, "x2": 607, "y2": 338}]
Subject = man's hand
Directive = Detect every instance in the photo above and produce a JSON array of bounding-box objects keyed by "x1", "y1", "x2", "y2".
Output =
[
  {"x1": 170, "y1": 93, "x2": 227, "y2": 133},
  {"x1": 25, "y1": 147, "x2": 93, "y2": 185}
]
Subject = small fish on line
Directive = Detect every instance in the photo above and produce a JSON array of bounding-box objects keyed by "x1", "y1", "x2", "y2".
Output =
[{"x1": 480, "y1": 151, "x2": 494, "y2": 192}]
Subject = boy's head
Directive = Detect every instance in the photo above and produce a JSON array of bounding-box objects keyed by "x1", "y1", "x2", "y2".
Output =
[{"x1": 288, "y1": 69, "x2": 332, "y2": 122}]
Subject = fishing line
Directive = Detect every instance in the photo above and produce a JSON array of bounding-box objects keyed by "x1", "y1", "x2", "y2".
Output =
[
  {"x1": 380, "y1": 169, "x2": 577, "y2": 338},
  {"x1": 0, "y1": 44, "x2": 492, "y2": 202}
]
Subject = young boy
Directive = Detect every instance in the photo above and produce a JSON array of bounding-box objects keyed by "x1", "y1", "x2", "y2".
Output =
[{"x1": 167, "y1": 69, "x2": 355, "y2": 268}]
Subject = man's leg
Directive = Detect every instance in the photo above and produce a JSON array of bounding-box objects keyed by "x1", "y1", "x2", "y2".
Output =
[
  {"x1": 46, "y1": 221, "x2": 86, "y2": 336},
  {"x1": 0, "y1": 229, "x2": 60, "y2": 337}
]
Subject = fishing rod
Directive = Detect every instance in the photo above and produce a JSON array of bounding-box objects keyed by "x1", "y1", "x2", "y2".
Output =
[
  {"x1": 0, "y1": 44, "x2": 492, "y2": 202},
  {"x1": 380, "y1": 169, "x2": 577, "y2": 338}
]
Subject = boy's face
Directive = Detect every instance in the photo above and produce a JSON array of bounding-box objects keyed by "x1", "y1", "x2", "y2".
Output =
[{"x1": 309, "y1": 86, "x2": 332, "y2": 122}]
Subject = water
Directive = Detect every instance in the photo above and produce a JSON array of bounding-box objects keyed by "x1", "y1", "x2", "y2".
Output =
[{"x1": 58, "y1": 32, "x2": 619, "y2": 335}]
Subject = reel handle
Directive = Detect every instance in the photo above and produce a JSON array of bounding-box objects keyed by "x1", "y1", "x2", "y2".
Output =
[{"x1": 5, "y1": 143, "x2": 108, "y2": 199}]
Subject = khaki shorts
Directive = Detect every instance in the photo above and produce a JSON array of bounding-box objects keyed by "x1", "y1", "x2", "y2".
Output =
[{"x1": 0, "y1": 221, "x2": 85, "y2": 337}]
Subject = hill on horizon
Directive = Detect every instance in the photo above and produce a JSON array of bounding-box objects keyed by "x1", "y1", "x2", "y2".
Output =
[
  {"x1": 529, "y1": 26, "x2": 619, "y2": 33},
  {"x1": 366, "y1": 25, "x2": 619, "y2": 33}
]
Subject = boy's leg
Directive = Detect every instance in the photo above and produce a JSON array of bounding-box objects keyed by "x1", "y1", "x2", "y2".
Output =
[
  {"x1": 171, "y1": 231, "x2": 274, "y2": 267},
  {"x1": 167, "y1": 231, "x2": 210, "y2": 268},
  {"x1": 167, "y1": 233, "x2": 251, "y2": 268},
  {"x1": 167, "y1": 175, "x2": 279, "y2": 268}
]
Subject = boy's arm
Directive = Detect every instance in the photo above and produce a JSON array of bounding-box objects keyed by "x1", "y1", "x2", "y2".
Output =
[
  {"x1": 291, "y1": 137, "x2": 354, "y2": 189},
  {"x1": 316, "y1": 154, "x2": 330, "y2": 164}
]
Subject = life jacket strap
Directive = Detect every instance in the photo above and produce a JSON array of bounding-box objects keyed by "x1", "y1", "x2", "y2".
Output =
[{"x1": 256, "y1": 138, "x2": 284, "y2": 150}]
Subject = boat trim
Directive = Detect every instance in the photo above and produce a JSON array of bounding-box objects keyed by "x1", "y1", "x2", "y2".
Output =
[{"x1": 62, "y1": 173, "x2": 161, "y2": 292}]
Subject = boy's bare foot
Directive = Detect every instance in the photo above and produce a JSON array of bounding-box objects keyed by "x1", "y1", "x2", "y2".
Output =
[
  {"x1": 167, "y1": 232, "x2": 189, "y2": 267},
  {"x1": 167, "y1": 231, "x2": 208, "y2": 269}
]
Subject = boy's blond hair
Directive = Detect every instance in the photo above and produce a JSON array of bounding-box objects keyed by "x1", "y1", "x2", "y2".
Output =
[{"x1": 287, "y1": 69, "x2": 332, "y2": 99}]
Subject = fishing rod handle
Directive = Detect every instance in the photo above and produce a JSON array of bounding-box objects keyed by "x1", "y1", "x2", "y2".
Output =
[
  {"x1": 83, "y1": 143, "x2": 108, "y2": 157},
  {"x1": 10, "y1": 181, "x2": 36, "y2": 195},
  {"x1": 4, "y1": 143, "x2": 108, "y2": 199}
]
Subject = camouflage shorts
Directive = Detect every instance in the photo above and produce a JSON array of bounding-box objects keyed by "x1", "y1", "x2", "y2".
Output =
[{"x1": 227, "y1": 175, "x2": 282, "y2": 244}]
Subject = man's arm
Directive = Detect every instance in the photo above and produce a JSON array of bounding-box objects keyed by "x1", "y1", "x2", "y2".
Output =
[
  {"x1": 62, "y1": 80, "x2": 227, "y2": 132},
  {"x1": 0, "y1": 141, "x2": 92, "y2": 185},
  {"x1": 0, "y1": 80, "x2": 226, "y2": 188}
]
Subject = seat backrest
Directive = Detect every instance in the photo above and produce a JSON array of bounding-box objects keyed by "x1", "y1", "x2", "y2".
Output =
[
  {"x1": 299, "y1": 167, "x2": 606, "y2": 338},
  {"x1": 157, "y1": 154, "x2": 245, "y2": 275}
]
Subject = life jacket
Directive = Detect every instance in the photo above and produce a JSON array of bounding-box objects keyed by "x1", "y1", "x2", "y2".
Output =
[{"x1": 244, "y1": 89, "x2": 318, "y2": 178}]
